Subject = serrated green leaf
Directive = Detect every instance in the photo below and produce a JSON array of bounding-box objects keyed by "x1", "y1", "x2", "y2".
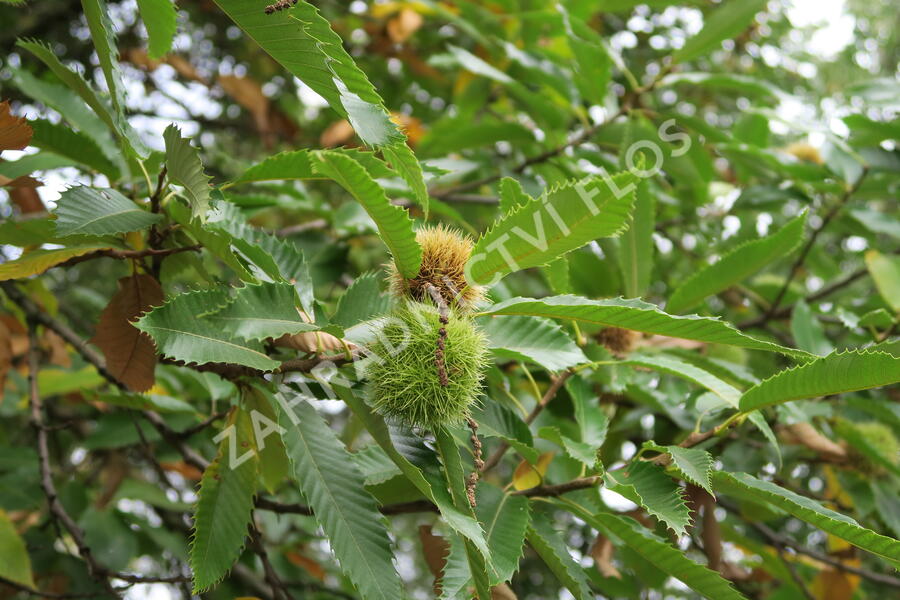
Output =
[
  {"x1": 440, "y1": 532, "x2": 472, "y2": 600},
  {"x1": 526, "y1": 512, "x2": 592, "y2": 600},
  {"x1": 10, "y1": 67, "x2": 117, "y2": 159},
  {"x1": 212, "y1": 0, "x2": 402, "y2": 148},
  {"x1": 538, "y1": 426, "x2": 598, "y2": 466},
  {"x1": 738, "y1": 350, "x2": 900, "y2": 412},
  {"x1": 203, "y1": 282, "x2": 317, "y2": 342},
  {"x1": 474, "y1": 483, "x2": 530, "y2": 584},
  {"x1": 135, "y1": 289, "x2": 280, "y2": 371},
  {"x1": 568, "y1": 376, "x2": 608, "y2": 450},
  {"x1": 673, "y1": 0, "x2": 767, "y2": 64},
  {"x1": 477, "y1": 295, "x2": 812, "y2": 360},
  {"x1": 607, "y1": 461, "x2": 691, "y2": 537},
  {"x1": 351, "y1": 445, "x2": 402, "y2": 486},
  {"x1": 29, "y1": 119, "x2": 120, "y2": 179},
  {"x1": 434, "y1": 428, "x2": 492, "y2": 599},
  {"x1": 617, "y1": 179, "x2": 655, "y2": 298},
  {"x1": 498, "y1": 176, "x2": 532, "y2": 215},
  {"x1": 0, "y1": 509, "x2": 35, "y2": 589},
  {"x1": 473, "y1": 401, "x2": 539, "y2": 464},
  {"x1": 382, "y1": 142, "x2": 429, "y2": 218},
  {"x1": 191, "y1": 408, "x2": 258, "y2": 592},
  {"x1": 136, "y1": 0, "x2": 177, "y2": 59},
  {"x1": 0, "y1": 245, "x2": 109, "y2": 281},
  {"x1": 561, "y1": 500, "x2": 748, "y2": 600},
  {"x1": 872, "y1": 481, "x2": 900, "y2": 539},
  {"x1": 479, "y1": 315, "x2": 588, "y2": 372},
  {"x1": 712, "y1": 471, "x2": 900, "y2": 566},
  {"x1": 334, "y1": 385, "x2": 495, "y2": 568},
  {"x1": 15, "y1": 39, "x2": 149, "y2": 158},
  {"x1": 625, "y1": 352, "x2": 742, "y2": 407},
  {"x1": 313, "y1": 150, "x2": 421, "y2": 278},
  {"x1": 81, "y1": 0, "x2": 125, "y2": 112},
  {"x1": 644, "y1": 442, "x2": 713, "y2": 494},
  {"x1": 272, "y1": 397, "x2": 403, "y2": 600},
  {"x1": 467, "y1": 173, "x2": 638, "y2": 286},
  {"x1": 54, "y1": 186, "x2": 162, "y2": 236},
  {"x1": 164, "y1": 125, "x2": 212, "y2": 221},
  {"x1": 332, "y1": 272, "x2": 390, "y2": 328},
  {"x1": 667, "y1": 211, "x2": 807, "y2": 313}
]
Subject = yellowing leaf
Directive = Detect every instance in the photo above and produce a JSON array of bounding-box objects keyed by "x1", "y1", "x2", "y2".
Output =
[
  {"x1": 0, "y1": 246, "x2": 108, "y2": 281},
  {"x1": 512, "y1": 452, "x2": 553, "y2": 491},
  {"x1": 0, "y1": 509, "x2": 35, "y2": 589}
]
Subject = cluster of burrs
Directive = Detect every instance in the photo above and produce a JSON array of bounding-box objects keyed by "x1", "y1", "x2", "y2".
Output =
[{"x1": 264, "y1": 0, "x2": 297, "y2": 15}]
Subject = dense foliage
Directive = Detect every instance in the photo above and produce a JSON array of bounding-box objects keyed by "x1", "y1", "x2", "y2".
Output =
[{"x1": 1, "y1": 1, "x2": 899, "y2": 599}]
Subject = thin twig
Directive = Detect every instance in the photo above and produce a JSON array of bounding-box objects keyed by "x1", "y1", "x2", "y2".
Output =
[
  {"x1": 774, "y1": 542, "x2": 816, "y2": 600},
  {"x1": 27, "y1": 320, "x2": 121, "y2": 598},
  {"x1": 59, "y1": 245, "x2": 202, "y2": 269},
  {"x1": 760, "y1": 169, "x2": 868, "y2": 324},
  {"x1": 511, "y1": 475, "x2": 602, "y2": 497},
  {"x1": 249, "y1": 522, "x2": 292, "y2": 600}
]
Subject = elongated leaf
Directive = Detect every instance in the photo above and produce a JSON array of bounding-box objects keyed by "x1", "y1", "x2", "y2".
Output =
[
  {"x1": 607, "y1": 462, "x2": 691, "y2": 537},
  {"x1": 738, "y1": 350, "x2": 900, "y2": 412},
  {"x1": 212, "y1": 0, "x2": 402, "y2": 148},
  {"x1": 866, "y1": 250, "x2": 900, "y2": 313},
  {"x1": 673, "y1": 0, "x2": 767, "y2": 64},
  {"x1": 352, "y1": 445, "x2": 402, "y2": 486},
  {"x1": 561, "y1": 501, "x2": 748, "y2": 600},
  {"x1": 478, "y1": 295, "x2": 812, "y2": 359},
  {"x1": 313, "y1": 150, "x2": 421, "y2": 278},
  {"x1": 625, "y1": 352, "x2": 741, "y2": 407},
  {"x1": 712, "y1": 471, "x2": 900, "y2": 566},
  {"x1": 227, "y1": 148, "x2": 395, "y2": 187},
  {"x1": 667, "y1": 211, "x2": 807, "y2": 313},
  {"x1": 381, "y1": 142, "x2": 429, "y2": 217},
  {"x1": 15, "y1": 40, "x2": 149, "y2": 158},
  {"x1": 164, "y1": 125, "x2": 212, "y2": 221},
  {"x1": 135, "y1": 289, "x2": 280, "y2": 371},
  {"x1": 202, "y1": 282, "x2": 316, "y2": 341},
  {"x1": 29, "y1": 119, "x2": 120, "y2": 179},
  {"x1": 273, "y1": 397, "x2": 403, "y2": 600},
  {"x1": 81, "y1": 0, "x2": 125, "y2": 111},
  {"x1": 475, "y1": 484, "x2": 530, "y2": 584},
  {"x1": 332, "y1": 272, "x2": 390, "y2": 328},
  {"x1": 0, "y1": 245, "x2": 109, "y2": 281},
  {"x1": 479, "y1": 315, "x2": 587, "y2": 371},
  {"x1": 334, "y1": 385, "x2": 494, "y2": 564},
  {"x1": 54, "y1": 186, "x2": 162, "y2": 236},
  {"x1": 567, "y1": 376, "x2": 608, "y2": 450},
  {"x1": 434, "y1": 429, "x2": 492, "y2": 600},
  {"x1": 0, "y1": 509, "x2": 35, "y2": 589},
  {"x1": 644, "y1": 442, "x2": 713, "y2": 494},
  {"x1": 467, "y1": 173, "x2": 638, "y2": 286},
  {"x1": 191, "y1": 408, "x2": 258, "y2": 592},
  {"x1": 527, "y1": 512, "x2": 592, "y2": 600},
  {"x1": 617, "y1": 179, "x2": 655, "y2": 298},
  {"x1": 136, "y1": 0, "x2": 177, "y2": 58},
  {"x1": 538, "y1": 427, "x2": 597, "y2": 466}
]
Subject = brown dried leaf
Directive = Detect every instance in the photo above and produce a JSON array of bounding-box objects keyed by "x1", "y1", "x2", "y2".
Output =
[
  {"x1": 43, "y1": 330, "x2": 71, "y2": 368},
  {"x1": 589, "y1": 533, "x2": 621, "y2": 578},
  {"x1": 386, "y1": 8, "x2": 424, "y2": 43},
  {"x1": 320, "y1": 119, "x2": 356, "y2": 147},
  {"x1": 491, "y1": 583, "x2": 517, "y2": 600},
  {"x1": 0, "y1": 175, "x2": 41, "y2": 188},
  {"x1": 286, "y1": 549, "x2": 326, "y2": 581},
  {"x1": 9, "y1": 187, "x2": 45, "y2": 214},
  {"x1": 159, "y1": 460, "x2": 203, "y2": 480},
  {"x1": 0, "y1": 319, "x2": 12, "y2": 390},
  {"x1": 90, "y1": 274, "x2": 164, "y2": 392},
  {"x1": 273, "y1": 310, "x2": 346, "y2": 354},
  {"x1": 0, "y1": 100, "x2": 32, "y2": 152},
  {"x1": 779, "y1": 422, "x2": 848, "y2": 462}
]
